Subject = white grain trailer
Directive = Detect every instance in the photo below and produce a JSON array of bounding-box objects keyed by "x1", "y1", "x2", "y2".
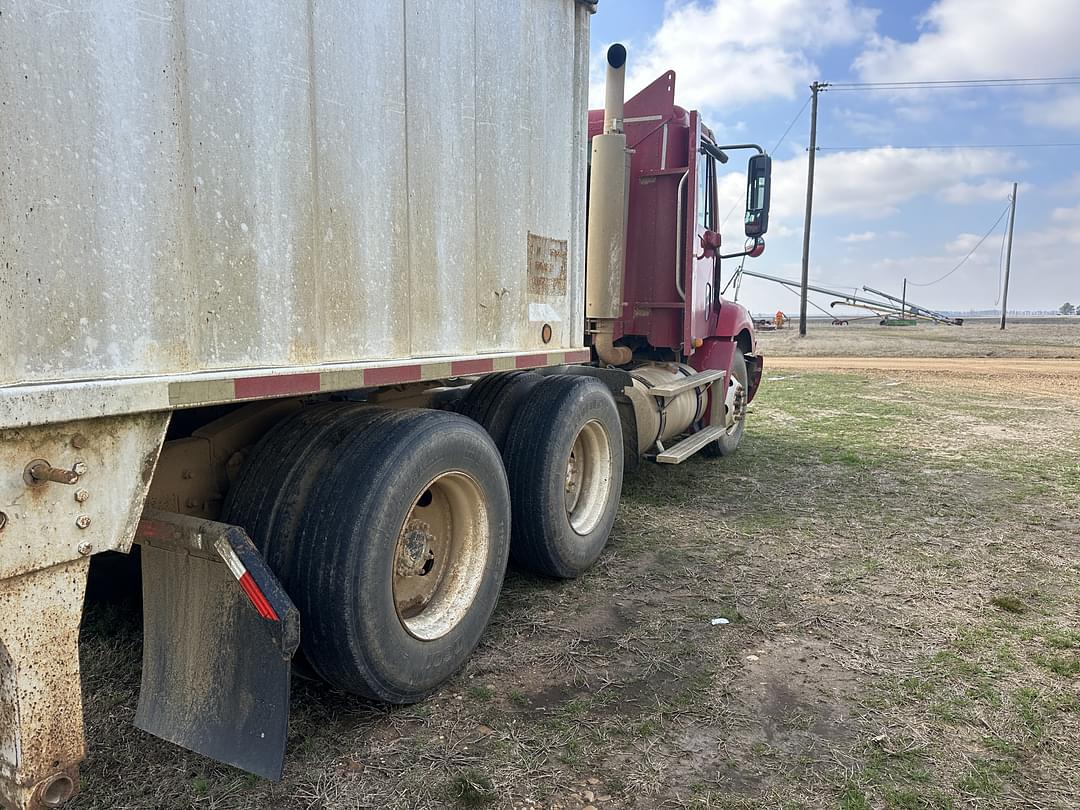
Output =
[
  {"x1": 0, "y1": 2, "x2": 596, "y2": 805},
  {"x1": 0, "y1": 0, "x2": 770, "y2": 805}
]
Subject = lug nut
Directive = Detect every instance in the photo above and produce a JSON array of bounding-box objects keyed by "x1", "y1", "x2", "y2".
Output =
[
  {"x1": 75, "y1": 515, "x2": 91, "y2": 530},
  {"x1": 74, "y1": 489, "x2": 90, "y2": 503},
  {"x1": 77, "y1": 541, "x2": 93, "y2": 556},
  {"x1": 72, "y1": 461, "x2": 88, "y2": 476}
]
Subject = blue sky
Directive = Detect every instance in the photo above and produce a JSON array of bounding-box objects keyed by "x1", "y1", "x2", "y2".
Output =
[{"x1": 590, "y1": 0, "x2": 1080, "y2": 316}]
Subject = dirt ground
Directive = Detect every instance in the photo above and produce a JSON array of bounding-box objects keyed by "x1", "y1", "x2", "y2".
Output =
[
  {"x1": 762, "y1": 357, "x2": 1080, "y2": 399},
  {"x1": 758, "y1": 317, "x2": 1080, "y2": 360},
  {"x1": 72, "y1": 324, "x2": 1080, "y2": 809}
]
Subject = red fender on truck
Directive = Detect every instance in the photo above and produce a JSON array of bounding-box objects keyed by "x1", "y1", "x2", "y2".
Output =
[{"x1": 691, "y1": 299, "x2": 764, "y2": 405}]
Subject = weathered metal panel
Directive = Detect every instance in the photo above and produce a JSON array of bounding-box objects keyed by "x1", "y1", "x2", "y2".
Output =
[
  {"x1": 311, "y1": 1, "x2": 410, "y2": 361},
  {"x1": 0, "y1": 413, "x2": 170, "y2": 579},
  {"x1": 0, "y1": 0, "x2": 590, "y2": 419}
]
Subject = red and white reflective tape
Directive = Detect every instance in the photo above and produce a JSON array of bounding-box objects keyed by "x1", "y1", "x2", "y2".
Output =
[{"x1": 214, "y1": 537, "x2": 280, "y2": 622}]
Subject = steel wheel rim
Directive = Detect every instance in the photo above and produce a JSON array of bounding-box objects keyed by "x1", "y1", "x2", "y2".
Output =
[
  {"x1": 393, "y1": 471, "x2": 489, "y2": 641},
  {"x1": 564, "y1": 419, "x2": 613, "y2": 535}
]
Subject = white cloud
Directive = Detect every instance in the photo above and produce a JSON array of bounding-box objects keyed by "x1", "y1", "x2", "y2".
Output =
[
  {"x1": 592, "y1": 0, "x2": 877, "y2": 112},
  {"x1": 841, "y1": 230, "x2": 876, "y2": 243},
  {"x1": 716, "y1": 147, "x2": 1016, "y2": 230},
  {"x1": 854, "y1": 0, "x2": 1080, "y2": 133},
  {"x1": 945, "y1": 232, "x2": 984, "y2": 254},
  {"x1": 939, "y1": 179, "x2": 1021, "y2": 205},
  {"x1": 855, "y1": 0, "x2": 1080, "y2": 82}
]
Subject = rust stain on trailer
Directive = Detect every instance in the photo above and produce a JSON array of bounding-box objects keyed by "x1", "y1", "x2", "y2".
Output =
[
  {"x1": 0, "y1": 559, "x2": 88, "y2": 809},
  {"x1": 527, "y1": 233, "x2": 568, "y2": 297}
]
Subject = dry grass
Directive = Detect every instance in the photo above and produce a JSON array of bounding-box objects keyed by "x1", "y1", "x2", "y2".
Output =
[{"x1": 72, "y1": 337, "x2": 1080, "y2": 809}]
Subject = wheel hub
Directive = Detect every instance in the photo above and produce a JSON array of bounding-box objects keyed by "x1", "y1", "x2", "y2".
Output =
[
  {"x1": 563, "y1": 420, "x2": 613, "y2": 536},
  {"x1": 565, "y1": 450, "x2": 583, "y2": 512},
  {"x1": 396, "y1": 519, "x2": 435, "y2": 576},
  {"x1": 392, "y1": 472, "x2": 490, "y2": 641},
  {"x1": 724, "y1": 376, "x2": 746, "y2": 431}
]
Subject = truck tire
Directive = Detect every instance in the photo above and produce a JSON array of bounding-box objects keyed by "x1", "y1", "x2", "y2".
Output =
[
  {"x1": 503, "y1": 375, "x2": 623, "y2": 578},
  {"x1": 455, "y1": 370, "x2": 543, "y2": 450},
  {"x1": 222, "y1": 402, "x2": 385, "y2": 591},
  {"x1": 704, "y1": 350, "x2": 748, "y2": 457},
  {"x1": 293, "y1": 410, "x2": 510, "y2": 703}
]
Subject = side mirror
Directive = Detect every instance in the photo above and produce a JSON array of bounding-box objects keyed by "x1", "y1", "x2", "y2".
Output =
[{"x1": 744, "y1": 154, "x2": 772, "y2": 238}]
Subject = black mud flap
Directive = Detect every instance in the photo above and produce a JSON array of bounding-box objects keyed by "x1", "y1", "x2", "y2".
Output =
[{"x1": 133, "y1": 510, "x2": 300, "y2": 780}]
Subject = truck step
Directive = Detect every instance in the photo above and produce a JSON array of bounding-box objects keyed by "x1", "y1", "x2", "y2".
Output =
[
  {"x1": 646, "y1": 368, "x2": 726, "y2": 398},
  {"x1": 656, "y1": 425, "x2": 724, "y2": 464}
]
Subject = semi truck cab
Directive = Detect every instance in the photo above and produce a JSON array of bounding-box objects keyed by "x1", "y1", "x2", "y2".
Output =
[{"x1": 584, "y1": 44, "x2": 771, "y2": 464}]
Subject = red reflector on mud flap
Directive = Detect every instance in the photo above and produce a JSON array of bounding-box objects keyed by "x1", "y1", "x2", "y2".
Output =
[
  {"x1": 238, "y1": 571, "x2": 280, "y2": 622},
  {"x1": 215, "y1": 536, "x2": 281, "y2": 622}
]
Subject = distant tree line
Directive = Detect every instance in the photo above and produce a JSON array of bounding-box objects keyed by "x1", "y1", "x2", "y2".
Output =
[{"x1": 1062, "y1": 302, "x2": 1077, "y2": 316}]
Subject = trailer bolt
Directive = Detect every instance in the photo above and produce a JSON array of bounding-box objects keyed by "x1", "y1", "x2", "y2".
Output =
[
  {"x1": 0, "y1": 511, "x2": 7, "y2": 532},
  {"x1": 75, "y1": 515, "x2": 92, "y2": 530},
  {"x1": 77, "y1": 541, "x2": 93, "y2": 556},
  {"x1": 72, "y1": 461, "x2": 88, "y2": 476},
  {"x1": 74, "y1": 489, "x2": 90, "y2": 503},
  {"x1": 71, "y1": 433, "x2": 87, "y2": 449},
  {"x1": 25, "y1": 459, "x2": 79, "y2": 486}
]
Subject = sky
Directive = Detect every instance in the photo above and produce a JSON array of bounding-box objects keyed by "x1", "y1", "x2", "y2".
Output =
[{"x1": 589, "y1": 0, "x2": 1080, "y2": 317}]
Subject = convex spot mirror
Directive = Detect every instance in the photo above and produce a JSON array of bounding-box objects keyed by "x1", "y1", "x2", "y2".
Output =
[{"x1": 744, "y1": 154, "x2": 772, "y2": 238}]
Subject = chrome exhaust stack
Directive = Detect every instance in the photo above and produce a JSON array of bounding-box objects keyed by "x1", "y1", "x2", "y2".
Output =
[{"x1": 586, "y1": 44, "x2": 632, "y2": 366}]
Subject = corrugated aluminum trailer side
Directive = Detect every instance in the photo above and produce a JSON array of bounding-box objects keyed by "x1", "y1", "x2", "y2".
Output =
[
  {"x1": 0, "y1": 2, "x2": 597, "y2": 807},
  {"x1": 1, "y1": 0, "x2": 588, "y2": 403}
]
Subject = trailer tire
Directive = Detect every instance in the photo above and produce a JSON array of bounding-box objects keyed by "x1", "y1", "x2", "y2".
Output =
[
  {"x1": 222, "y1": 402, "x2": 385, "y2": 590},
  {"x1": 503, "y1": 375, "x2": 623, "y2": 578},
  {"x1": 704, "y1": 350, "x2": 747, "y2": 457},
  {"x1": 294, "y1": 410, "x2": 510, "y2": 703},
  {"x1": 455, "y1": 370, "x2": 543, "y2": 450}
]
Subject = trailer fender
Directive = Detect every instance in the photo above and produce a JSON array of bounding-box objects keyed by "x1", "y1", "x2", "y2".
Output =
[{"x1": 133, "y1": 510, "x2": 299, "y2": 780}]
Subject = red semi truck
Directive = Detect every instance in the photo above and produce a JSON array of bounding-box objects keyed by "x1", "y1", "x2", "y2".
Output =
[{"x1": 0, "y1": 3, "x2": 769, "y2": 806}]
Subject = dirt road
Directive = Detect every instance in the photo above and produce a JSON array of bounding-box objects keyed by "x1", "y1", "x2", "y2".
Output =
[{"x1": 767, "y1": 356, "x2": 1080, "y2": 398}]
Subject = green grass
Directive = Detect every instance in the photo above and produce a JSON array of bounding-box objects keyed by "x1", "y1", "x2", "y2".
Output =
[
  {"x1": 990, "y1": 595, "x2": 1028, "y2": 614},
  {"x1": 444, "y1": 769, "x2": 496, "y2": 807}
]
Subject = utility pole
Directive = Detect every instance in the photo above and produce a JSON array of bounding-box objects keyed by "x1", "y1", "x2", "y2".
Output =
[
  {"x1": 901, "y1": 278, "x2": 907, "y2": 319},
  {"x1": 1000, "y1": 182, "x2": 1018, "y2": 330},
  {"x1": 799, "y1": 82, "x2": 826, "y2": 337}
]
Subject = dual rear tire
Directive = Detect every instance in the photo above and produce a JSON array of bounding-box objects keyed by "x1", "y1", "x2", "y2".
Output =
[{"x1": 223, "y1": 373, "x2": 624, "y2": 704}]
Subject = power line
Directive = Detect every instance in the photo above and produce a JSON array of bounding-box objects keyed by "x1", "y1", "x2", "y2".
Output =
[
  {"x1": 771, "y1": 94, "x2": 812, "y2": 153},
  {"x1": 907, "y1": 203, "x2": 1012, "y2": 288},
  {"x1": 827, "y1": 76, "x2": 1080, "y2": 90},
  {"x1": 721, "y1": 96, "x2": 812, "y2": 229},
  {"x1": 994, "y1": 212, "x2": 1009, "y2": 307},
  {"x1": 819, "y1": 143, "x2": 1080, "y2": 151}
]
